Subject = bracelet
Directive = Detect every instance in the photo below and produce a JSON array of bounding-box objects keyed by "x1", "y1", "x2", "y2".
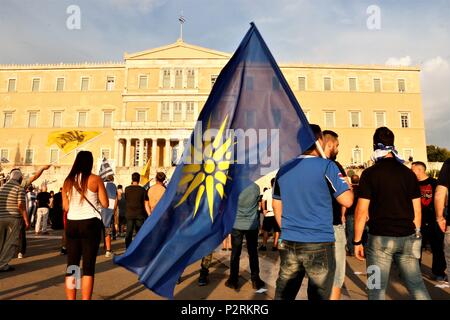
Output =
[{"x1": 352, "y1": 239, "x2": 363, "y2": 246}]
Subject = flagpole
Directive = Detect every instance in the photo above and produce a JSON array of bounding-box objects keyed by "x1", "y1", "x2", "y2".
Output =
[{"x1": 50, "y1": 132, "x2": 106, "y2": 165}]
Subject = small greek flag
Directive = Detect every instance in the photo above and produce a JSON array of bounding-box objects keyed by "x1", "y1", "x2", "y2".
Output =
[
  {"x1": 179, "y1": 15, "x2": 186, "y2": 24},
  {"x1": 99, "y1": 157, "x2": 114, "y2": 181}
]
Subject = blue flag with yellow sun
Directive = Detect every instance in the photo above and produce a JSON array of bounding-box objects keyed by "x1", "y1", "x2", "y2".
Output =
[{"x1": 114, "y1": 23, "x2": 315, "y2": 299}]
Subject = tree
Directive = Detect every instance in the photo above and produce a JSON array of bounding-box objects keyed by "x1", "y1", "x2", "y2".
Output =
[{"x1": 427, "y1": 145, "x2": 450, "y2": 162}]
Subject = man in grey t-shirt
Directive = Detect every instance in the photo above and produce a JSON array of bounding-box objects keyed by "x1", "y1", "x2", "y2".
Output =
[{"x1": 0, "y1": 169, "x2": 29, "y2": 271}]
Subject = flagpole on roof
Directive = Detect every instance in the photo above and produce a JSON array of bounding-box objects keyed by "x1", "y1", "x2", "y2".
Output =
[{"x1": 179, "y1": 12, "x2": 185, "y2": 41}]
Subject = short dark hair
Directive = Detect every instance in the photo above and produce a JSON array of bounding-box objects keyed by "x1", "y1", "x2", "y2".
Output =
[
  {"x1": 156, "y1": 172, "x2": 166, "y2": 183},
  {"x1": 322, "y1": 130, "x2": 338, "y2": 139},
  {"x1": 412, "y1": 161, "x2": 427, "y2": 171},
  {"x1": 351, "y1": 174, "x2": 360, "y2": 184},
  {"x1": 117, "y1": 184, "x2": 123, "y2": 190},
  {"x1": 373, "y1": 127, "x2": 395, "y2": 148},
  {"x1": 131, "y1": 172, "x2": 140, "y2": 183}
]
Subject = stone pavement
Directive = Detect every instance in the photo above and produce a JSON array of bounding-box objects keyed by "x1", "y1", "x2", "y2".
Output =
[{"x1": 0, "y1": 230, "x2": 449, "y2": 300}]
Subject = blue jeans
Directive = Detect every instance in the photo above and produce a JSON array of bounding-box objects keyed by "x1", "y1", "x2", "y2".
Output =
[
  {"x1": 366, "y1": 234, "x2": 430, "y2": 300},
  {"x1": 333, "y1": 224, "x2": 346, "y2": 288},
  {"x1": 275, "y1": 241, "x2": 335, "y2": 300},
  {"x1": 229, "y1": 228, "x2": 260, "y2": 282},
  {"x1": 445, "y1": 226, "x2": 450, "y2": 281}
]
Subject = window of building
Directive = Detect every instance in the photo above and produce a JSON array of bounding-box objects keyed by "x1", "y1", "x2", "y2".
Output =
[
  {"x1": 162, "y1": 69, "x2": 171, "y2": 88},
  {"x1": 81, "y1": 77, "x2": 89, "y2": 91},
  {"x1": 245, "y1": 76, "x2": 254, "y2": 90},
  {"x1": 304, "y1": 110, "x2": 310, "y2": 122},
  {"x1": 403, "y1": 148, "x2": 414, "y2": 162},
  {"x1": 103, "y1": 111, "x2": 112, "y2": 127},
  {"x1": 187, "y1": 69, "x2": 195, "y2": 88},
  {"x1": 25, "y1": 149, "x2": 34, "y2": 165},
  {"x1": 50, "y1": 149, "x2": 59, "y2": 163},
  {"x1": 400, "y1": 112, "x2": 410, "y2": 128},
  {"x1": 161, "y1": 102, "x2": 170, "y2": 121},
  {"x1": 56, "y1": 78, "x2": 65, "y2": 91},
  {"x1": 28, "y1": 112, "x2": 37, "y2": 128},
  {"x1": 211, "y1": 75, "x2": 218, "y2": 88},
  {"x1": 349, "y1": 77, "x2": 357, "y2": 91},
  {"x1": 3, "y1": 112, "x2": 12, "y2": 128},
  {"x1": 106, "y1": 76, "x2": 115, "y2": 91},
  {"x1": 324, "y1": 111, "x2": 335, "y2": 128},
  {"x1": 350, "y1": 111, "x2": 361, "y2": 128},
  {"x1": 139, "y1": 75, "x2": 148, "y2": 89},
  {"x1": 352, "y1": 148, "x2": 363, "y2": 165},
  {"x1": 173, "y1": 102, "x2": 182, "y2": 121},
  {"x1": 374, "y1": 111, "x2": 386, "y2": 127},
  {"x1": 175, "y1": 69, "x2": 183, "y2": 89},
  {"x1": 1, "y1": 149, "x2": 9, "y2": 162},
  {"x1": 374, "y1": 78, "x2": 381, "y2": 92},
  {"x1": 136, "y1": 110, "x2": 146, "y2": 122},
  {"x1": 398, "y1": 79, "x2": 406, "y2": 92},
  {"x1": 298, "y1": 76, "x2": 306, "y2": 91},
  {"x1": 101, "y1": 149, "x2": 110, "y2": 160},
  {"x1": 53, "y1": 111, "x2": 62, "y2": 127},
  {"x1": 324, "y1": 77, "x2": 332, "y2": 91},
  {"x1": 186, "y1": 101, "x2": 195, "y2": 121},
  {"x1": 32, "y1": 78, "x2": 40, "y2": 92},
  {"x1": 8, "y1": 79, "x2": 16, "y2": 92},
  {"x1": 78, "y1": 111, "x2": 87, "y2": 127}
]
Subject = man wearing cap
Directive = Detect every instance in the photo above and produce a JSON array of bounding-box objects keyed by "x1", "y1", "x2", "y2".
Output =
[{"x1": 0, "y1": 169, "x2": 29, "y2": 272}]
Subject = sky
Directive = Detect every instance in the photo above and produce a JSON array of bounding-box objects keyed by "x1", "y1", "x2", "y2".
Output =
[{"x1": 1, "y1": 0, "x2": 449, "y2": 148}]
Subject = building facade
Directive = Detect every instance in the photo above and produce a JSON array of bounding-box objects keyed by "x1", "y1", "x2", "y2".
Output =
[{"x1": 0, "y1": 39, "x2": 427, "y2": 188}]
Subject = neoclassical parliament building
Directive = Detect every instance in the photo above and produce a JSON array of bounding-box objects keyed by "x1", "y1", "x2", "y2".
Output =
[{"x1": 0, "y1": 38, "x2": 427, "y2": 188}]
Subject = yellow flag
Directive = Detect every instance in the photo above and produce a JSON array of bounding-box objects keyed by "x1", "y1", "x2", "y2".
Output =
[
  {"x1": 47, "y1": 130, "x2": 102, "y2": 154},
  {"x1": 140, "y1": 158, "x2": 151, "y2": 185}
]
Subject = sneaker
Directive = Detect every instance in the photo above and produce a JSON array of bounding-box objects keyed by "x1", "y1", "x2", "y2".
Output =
[
  {"x1": 258, "y1": 245, "x2": 267, "y2": 251},
  {"x1": 105, "y1": 251, "x2": 112, "y2": 258},
  {"x1": 198, "y1": 273, "x2": 209, "y2": 286},
  {"x1": 60, "y1": 247, "x2": 67, "y2": 255},
  {"x1": 17, "y1": 253, "x2": 23, "y2": 259},
  {"x1": 252, "y1": 278, "x2": 266, "y2": 290},
  {"x1": 225, "y1": 278, "x2": 239, "y2": 290}
]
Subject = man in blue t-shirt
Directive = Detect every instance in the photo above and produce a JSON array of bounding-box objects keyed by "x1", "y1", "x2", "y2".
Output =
[{"x1": 273, "y1": 124, "x2": 353, "y2": 300}]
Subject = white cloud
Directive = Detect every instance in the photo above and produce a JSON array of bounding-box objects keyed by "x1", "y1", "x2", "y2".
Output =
[
  {"x1": 385, "y1": 56, "x2": 412, "y2": 66},
  {"x1": 422, "y1": 56, "x2": 449, "y2": 73}
]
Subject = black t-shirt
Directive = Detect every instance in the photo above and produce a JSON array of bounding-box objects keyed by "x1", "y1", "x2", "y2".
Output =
[
  {"x1": 437, "y1": 158, "x2": 450, "y2": 224},
  {"x1": 331, "y1": 161, "x2": 347, "y2": 225},
  {"x1": 346, "y1": 185, "x2": 359, "y2": 216},
  {"x1": 359, "y1": 158, "x2": 421, "y2": 237},
  {"x1": 418, "y1": 177, "x2": 437, "y2": 226},
  {"x1": 124, "y1": 185, "x2": 149, "y2": 219},
  {"x1": 36, "y1": 192, "x2": 51, "y2": 208}
]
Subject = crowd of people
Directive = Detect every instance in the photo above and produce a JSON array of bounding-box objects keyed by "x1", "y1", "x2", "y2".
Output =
[{"x1": 0, "y1": 125, "x2": 449, "y2": 301}]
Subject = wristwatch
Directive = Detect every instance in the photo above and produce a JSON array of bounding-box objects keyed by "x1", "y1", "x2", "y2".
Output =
[{"x1": 352, "y1": 239, "x2": 363, "y2": 246}]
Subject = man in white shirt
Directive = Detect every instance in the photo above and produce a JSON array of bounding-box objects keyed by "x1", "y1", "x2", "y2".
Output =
[{"x1": 259, "y1": 178, "x2": 280, "y2": 251}]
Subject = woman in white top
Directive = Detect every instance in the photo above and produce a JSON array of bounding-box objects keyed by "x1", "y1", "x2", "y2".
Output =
[{"x1": 62, "y1": 151, "x2": 108, "y2": 300}]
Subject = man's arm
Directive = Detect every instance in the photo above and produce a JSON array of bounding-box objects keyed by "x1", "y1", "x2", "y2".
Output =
[
  {"x1": 29, "y1": 165, "x2": 51, "y2": 185},
  {"x1": 336, "y1": 190, "x2": 354, "y2": 209},
  {"x1": 273, "y1": 199, "x2": 282, "y2": 228},
  {"x1": 19, "y1": 201, "x2": 29, "y2": 230},
  {"x1": 435, "y1": 185, "x2": 448, "y2": 232},
  {"x1": 354, "y1": 198, "x2": 370, "y2": 261},
  {"x1": 412, "y1": 198, "x2": 422, "y2": 230}
]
